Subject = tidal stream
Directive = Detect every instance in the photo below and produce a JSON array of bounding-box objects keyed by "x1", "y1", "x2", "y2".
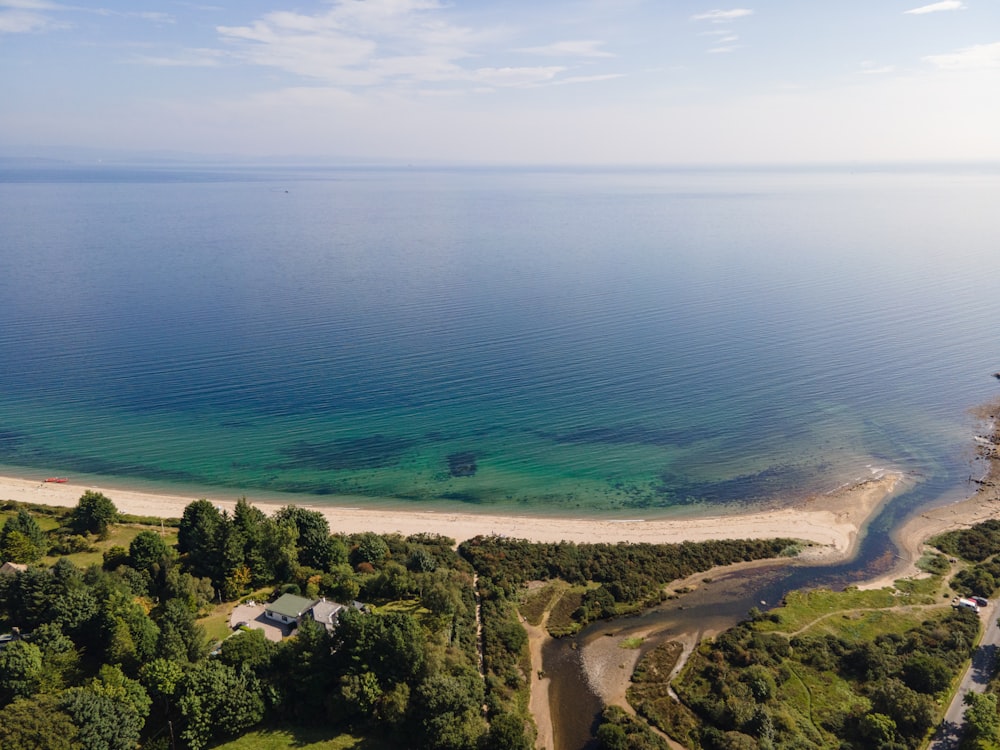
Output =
[{"x1": 541, "y1": 474, "x2": 964, "y2": 750}]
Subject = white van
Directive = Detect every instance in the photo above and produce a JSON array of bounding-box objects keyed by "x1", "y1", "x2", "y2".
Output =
[{"x1": 954, "y1": 597, "x2": 980, "y2": 613}]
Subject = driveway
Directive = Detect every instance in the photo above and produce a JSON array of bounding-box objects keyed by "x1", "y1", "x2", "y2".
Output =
[{"x1": 229, "y1": 601, "x2": 294, "y2": 642}]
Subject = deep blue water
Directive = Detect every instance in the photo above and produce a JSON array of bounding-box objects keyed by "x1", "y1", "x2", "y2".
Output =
[{"x1": 1, "y1": 164, "x2": 999, "y2": 517}]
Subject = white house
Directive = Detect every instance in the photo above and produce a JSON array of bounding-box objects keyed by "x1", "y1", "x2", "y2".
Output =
[{"x1": 264, "y1": 593, "x2": 318, "y2": 626}]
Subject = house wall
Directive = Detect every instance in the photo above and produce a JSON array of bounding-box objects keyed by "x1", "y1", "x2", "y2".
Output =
[{"x1": 264, "y1": 610, "x2": 295, "y2": 624}]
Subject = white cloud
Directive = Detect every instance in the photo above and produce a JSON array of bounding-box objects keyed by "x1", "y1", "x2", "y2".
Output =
[
  {"x1": 903, "y1": 1, "x2": 966, "y2": 15},
  {"x1": 1, "y1": 1, "x2": 172, "y2": 33},
  {"x1": 858, "y1": 62, "x2": 895, "y2": 75},
  {"x1": 472, "y1": 66, "x2": 565, "y2": 88},
  {"x1": 131, "y1": 48, "x2": 224, "y2": 67},
  {"x1": 924, "y1": 41, "x2": 1000, "y2": 70},
  {"x1": 216, "y1": 1, "x2": 481, "y2": 87},
  {"x1": 92, "y1": 8, "x2": 175, "y2": 23},
  {"x1": 0, "y1": 0, "x2": 64, "y2": 8},
  {"x1": 692, "y1": 8, "x2": 750, "y2": 52},
  {"x1": 691, "y1": 9, "x2": 754, "y2": 23},
  {"x1": 552, "y1": 73, "x2": 624, "y2": 85},
  {"x1": 215, "y1": 0, "x2": 620, "y2": 93},
  {"x1": 0, "y1": 8, "x2": 62, "y2": 32},
  {"x1": 514, "y1": 40, "x2": 614, "y2": 58}
]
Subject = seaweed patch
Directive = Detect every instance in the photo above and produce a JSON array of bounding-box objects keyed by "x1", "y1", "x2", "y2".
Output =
[
  {"x1": 653, "y1": 465, "x2": 811, "y2": 505},
  {"x1": 447, "y1": 452, "x2": 477, "y2": 477},
  {"x1": 278, "y1": 435, "x2": 415, "y2": 471}
]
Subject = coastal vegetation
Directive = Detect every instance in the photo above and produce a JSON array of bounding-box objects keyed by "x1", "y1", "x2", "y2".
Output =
[
  {"x1": 1, "y1": 493, "x2": 806, "y2": 749},
  {"x1": 616, "y1": 518, "x2": 1000, "y2": 750},
  {"x1": 460, "y1": 535, "x2": 798, "y2": 635},
  {"x1": 0, "y1": 495, "x2": 509, "y2": 750},
  {"x1": 930, "y1": 519, "x2": 1000, "y2": 750},
  {"x1": 12, "y1": 491, "x2": 1000, "y2": 749},
  {"x1": 659, "y1": 603, "x2": 975, "y2": 749}
]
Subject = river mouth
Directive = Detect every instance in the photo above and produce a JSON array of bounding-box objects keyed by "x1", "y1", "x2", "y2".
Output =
[
  {"x1": 540, "y1": 470, "x2": 960, "y2": 750},
  {"x1": 545, "y1": 562, "x2": 795, "y2": 750}
]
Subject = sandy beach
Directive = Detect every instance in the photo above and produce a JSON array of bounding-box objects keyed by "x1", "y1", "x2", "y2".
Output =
[
  {"x1": 2, "y1": 470, "x2": 903, "y2": 561},
  {"x1": 8, "y1": 442, "x2": 1000, "y2": 750}
]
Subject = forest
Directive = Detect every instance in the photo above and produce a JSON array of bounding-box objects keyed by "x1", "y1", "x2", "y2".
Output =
[{"x1": 0, "y1": 493, "x2": 799, "y2": 749}]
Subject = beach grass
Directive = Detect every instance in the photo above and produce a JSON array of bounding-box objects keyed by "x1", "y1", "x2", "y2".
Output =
[
  {"x1": 519, "y1": 581, "x2": 567, "y2": 626},
  {"x1": 547, "y1": 587, "x2": 586, "y2": 637},
  {"x1": 754, "y1": 586, "x2": 899, "y2": 634},
  {"x1": 40, "y1": 523, "x2": 177, "y2": 569},
  {"x1": 211, "y1": 726, "x2": 391, "y2": 750},
  {"x1": 376, "y1": 599, "x2": 432, "y2": 619},
  {"x1": 0, "y1": 508, "x2": 63, "y2": 532}
]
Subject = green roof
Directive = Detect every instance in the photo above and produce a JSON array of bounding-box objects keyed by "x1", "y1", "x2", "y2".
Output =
[{"x1": 266, "y1": 593, "x2": 318, "y2": 619}]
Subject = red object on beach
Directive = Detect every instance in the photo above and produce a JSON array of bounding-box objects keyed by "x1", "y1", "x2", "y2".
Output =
[{"x1": 44, "y1": 477, "x2": 68, "y2": 483}]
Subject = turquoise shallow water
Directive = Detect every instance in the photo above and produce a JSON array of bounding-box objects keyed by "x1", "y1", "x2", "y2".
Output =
[{"x1": 1, "y1": 164, "x2": 999, "y2": 516}]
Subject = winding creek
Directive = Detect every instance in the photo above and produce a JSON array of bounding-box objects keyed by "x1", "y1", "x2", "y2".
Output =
[{"x1": 540, "y1": 472, "x2": 974, "y2": 750}]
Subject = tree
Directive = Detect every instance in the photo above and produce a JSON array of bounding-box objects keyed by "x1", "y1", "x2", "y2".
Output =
[
  {"x1": 336, "y1": 608, "x2": 426, "y2": 685},
  {"x1": 29, "y1": 622, "x2": 81, "y2": 692},
  {"x1": 483, "y1": 713, "x2": 533, "y2": 750},
  {"x1": 870, "y1": 678, "x2": 936, "y2": 740},
  {"x1": 0, "y1": 640, "x2": 43, "y2": 705},
  {"x1": 965, "y1": 692, "x2": 1000, "y2": 744},
  {"x1": 218, "y1": 627, "x2": 274, "y2": 671},
  {"x1": 60, "y1": 685, "x2": 146, "y2": 750},
  {"x1": 339, "y1": 671, "x2": 383, "y2": 717},
  {"x1": 902, "y1": 653, "x2": 952, "y2": 694},
  {"x1": 177, "y1": 660, "x2": 264, "y2": 750},
  {"x1": 275, "y1": 505, "x2": 343, "y2": 570},
  {"x1": 232, "y1": 498, "x2": 275, "y2": 585},
  {"x1": 5, "y1": 565, "x2": 57, "y2": 629},
  {"x1": 1, "y1": 509, "x2": 47, "y2": 562},
  {"x1": 162, "y1": 567, "x2": 215, "y2": 612},
  {"x1": 860, "y1": 712, "x2": 898, "y2": 746},
  {"x1": 596, "y1": 722, "x2": 628, "y2": 750},
  {"x1": 355, "y1": 532, "x2": 390, "y2": 565},
  {"x1": 177, "y1": 499, "x2": 223, "y2": 580},
  {"x1": 379, "y1": 682, "x2": 411, "y2": 727},
  {"x1": 139, "y1": 657, "x2": 185, "y2": 717},
  {"x1": 155, "y1": 598, "x2": 209, "y2": 663},
  {"x1": 0, "y1": 694, "x2": 80, "y2": 750},
  {"x1": 128, "y1": 530, "x2": 171, "y2": 573},
  {"x1": 99, "y1": 588, "x2": 160, "y2": 670},
  {"x1": 89, "y1": 664, "x2": 152, "y2": 723},
  {"x1": 71, "y1": 491, "x2": 118, "y2": 537},
  {"x1": 412, "y1": 670, "x2": 487, "y2": 750}
]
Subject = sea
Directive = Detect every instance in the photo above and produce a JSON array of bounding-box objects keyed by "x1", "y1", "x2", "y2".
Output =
[{"x1": 2, "y1": 162, "x2": 999, "y2": 529}]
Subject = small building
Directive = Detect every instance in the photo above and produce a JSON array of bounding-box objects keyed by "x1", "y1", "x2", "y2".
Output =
[
  {"x1": 0, "y1": 562, "x2": 27, "y2": 576},
  {"x1": 264, "y1": 594, "x2": 319, "y2": 626},
  {"x1": 309, "y1": 598, "x2": 346, "y2": 633}
]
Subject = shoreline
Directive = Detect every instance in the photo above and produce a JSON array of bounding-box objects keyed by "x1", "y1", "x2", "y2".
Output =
[
  {"x1": 1, "y1": 469, "x2": 902, "y2": 561},
  {"x1": 858, "y1": 400, "x2": 1000, "y2": 589}
]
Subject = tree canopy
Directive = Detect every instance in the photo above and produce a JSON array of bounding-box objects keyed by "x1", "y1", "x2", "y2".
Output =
[{"x1": 71, "y1": 491, "x2": 118, "y2": 537}]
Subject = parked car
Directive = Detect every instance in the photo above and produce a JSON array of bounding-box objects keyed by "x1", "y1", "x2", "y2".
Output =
[{"x1": 972, "y1": 596, "x2": 989, "y2": 608}]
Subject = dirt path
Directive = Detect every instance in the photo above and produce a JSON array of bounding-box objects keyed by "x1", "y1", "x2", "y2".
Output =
[{"x1": 524, "y1": 610, "x2": 555, "y2": 750}]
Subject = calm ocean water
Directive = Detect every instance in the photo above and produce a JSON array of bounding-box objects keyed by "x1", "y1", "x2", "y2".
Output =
[{"x1": 1, "y1": 163, "x2": 999, "y2": 518}]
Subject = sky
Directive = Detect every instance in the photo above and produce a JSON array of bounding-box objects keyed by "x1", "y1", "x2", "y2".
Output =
[{"x1": 1, "y1": 0, "x2": 999, "y2": 165}]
